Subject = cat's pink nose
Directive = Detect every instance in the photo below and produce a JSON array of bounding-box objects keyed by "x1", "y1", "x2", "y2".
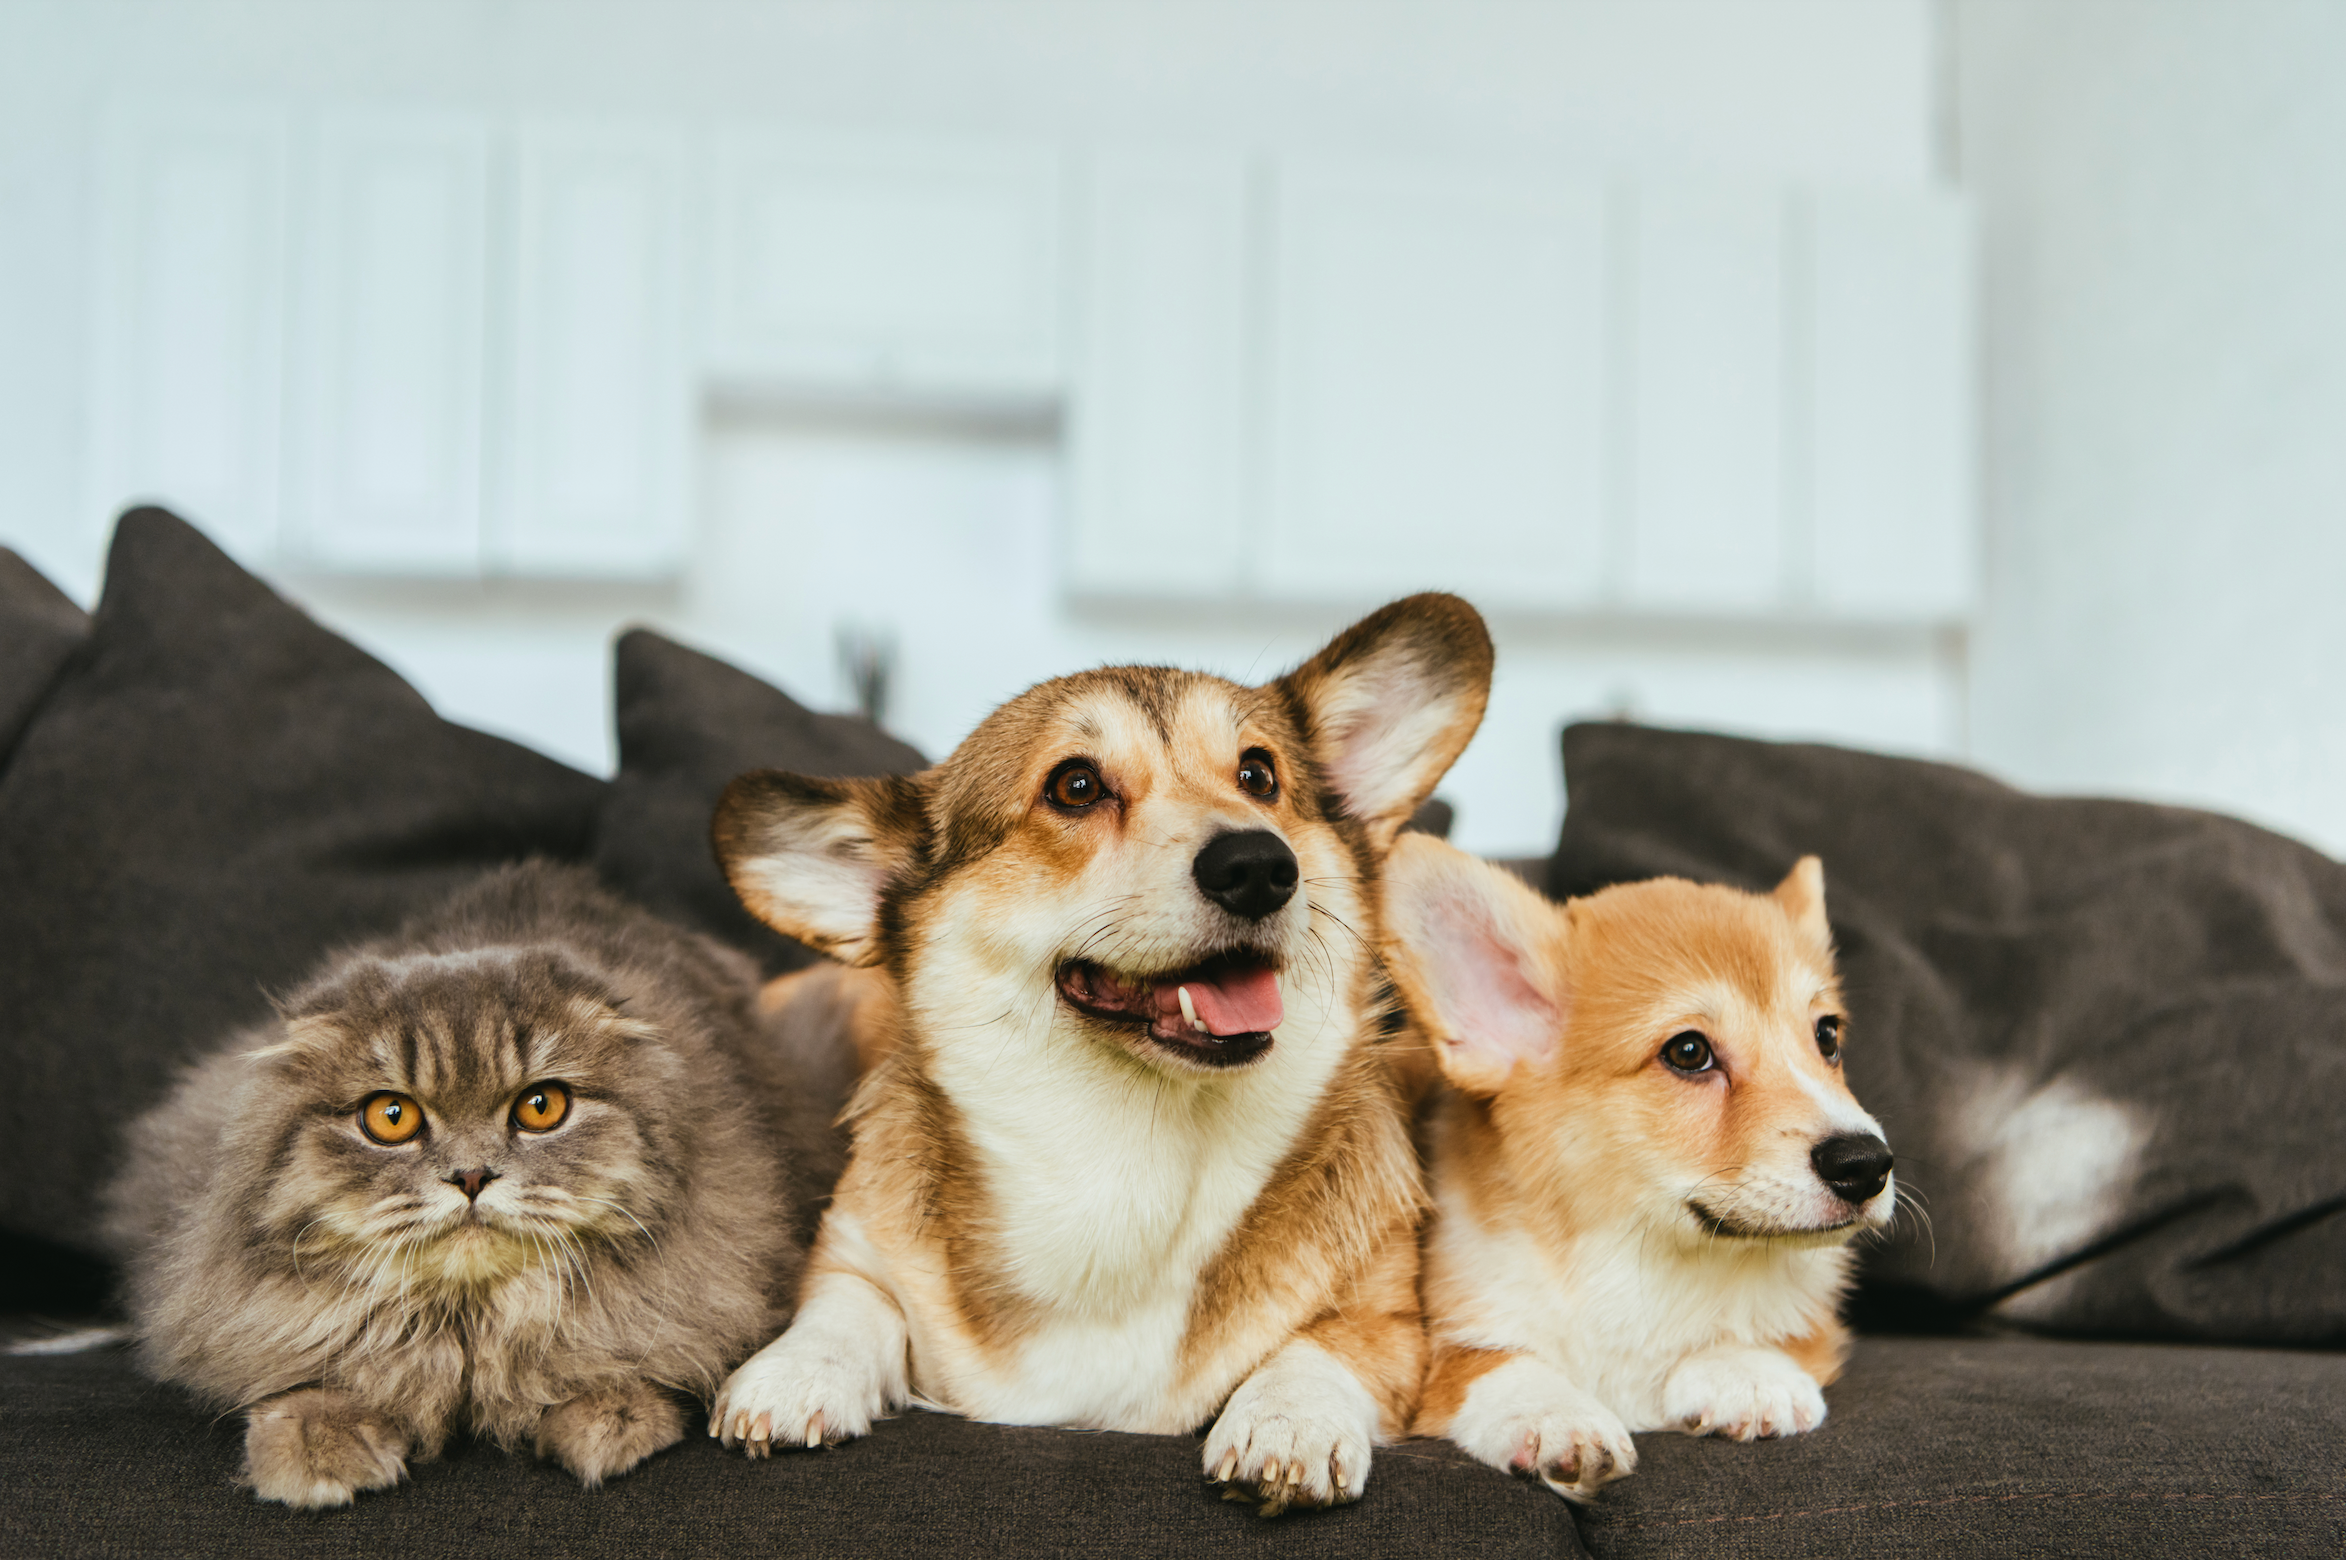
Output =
[{"x1": 447, "y1": 1166, "x2": 500, "y2": 1201}]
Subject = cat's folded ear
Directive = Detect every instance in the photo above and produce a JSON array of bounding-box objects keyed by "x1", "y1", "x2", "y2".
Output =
[{"x1": 713, "y1": 771, "x2": 929, "y2": 967}]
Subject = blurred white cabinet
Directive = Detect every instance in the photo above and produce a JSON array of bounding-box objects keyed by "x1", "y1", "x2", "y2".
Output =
[
  {"x1": 706, "y1": 132, "x2": 1064, "y2": 396},
  {"x1": 500, "y1": 123, "x2": 690, "y2": 576},
  {"x1": 1622, "y1": 184, "x2": 1789, "y2": 612},
  {"x1": 1261, "y1": 160, "x2": 1607, "y2": 607},
  {"x1": 85, "y1": 101, "x2": 291, "y2": 562},
  {"x1": 1809, "y1": 189, "x2": 1975, "y2": 617},
  {"x1": 1066, "y1": 149, "x2": 1252, "y2": 597},
  {"x1": 291, "y1": 113, "x2": 490, "y2": 572}
]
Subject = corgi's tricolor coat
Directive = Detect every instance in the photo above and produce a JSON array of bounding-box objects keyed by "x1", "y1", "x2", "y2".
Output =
[
  {"x1": 1382, "y1": 838, "x2": 1895, "y2": 1501},
  {"x1": 709, "y1": 596, "x2": 1492, "y2": 1512}
]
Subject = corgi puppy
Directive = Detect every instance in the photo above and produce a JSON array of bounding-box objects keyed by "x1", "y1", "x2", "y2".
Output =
[
  {"x1": 707, "y1": 596, "x2": 1493, "y2": 1513},
  {"x1": 1381, "y1": 837, "x2": 1895, "y2": 1501}
]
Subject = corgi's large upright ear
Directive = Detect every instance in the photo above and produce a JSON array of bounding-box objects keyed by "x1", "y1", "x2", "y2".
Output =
[
  {"x1": 1380, "y1": 833, "x2": 1566, "y2": 1096},
  {"x1": 1773, "y1": 855, "x2": 1833, "y2": 962},
  {"x1": 1277, "y1": 593, "x2": 1494, "y2": 852},
  {"x1": 712, "y1": 771, "x2": 929, "y2": 966}
]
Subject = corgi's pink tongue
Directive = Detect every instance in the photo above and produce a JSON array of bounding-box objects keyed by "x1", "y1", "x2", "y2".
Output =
[{"x1": 1155, "y1": 966, "x2": 1283, "y2": 1036}]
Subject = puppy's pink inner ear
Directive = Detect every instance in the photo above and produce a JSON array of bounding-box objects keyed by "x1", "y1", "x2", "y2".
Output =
[{"x1": 1421, "y1": 889, "x2": 1559, "y2": 1075}]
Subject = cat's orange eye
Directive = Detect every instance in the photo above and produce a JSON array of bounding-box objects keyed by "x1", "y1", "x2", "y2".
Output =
[
  {"x1": 359, "y1": 1093, "x2": 425, "y2": 1146},
  {"x1": 510, "y1": 1082, "x2": 571, "y2": 1134}
]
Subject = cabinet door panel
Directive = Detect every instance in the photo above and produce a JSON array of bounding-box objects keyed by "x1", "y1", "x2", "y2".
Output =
[
  {"x1": 1810, "y1": 189, "x2": 1974, "y2": 618},
  {"x1": 502, "y1": 123, "x2": 689, "y2": 576},
  {"x1": 294, "y1": 114, "x2": 490, "y2": 572},
  {"x1": 1624, "y1": 184, "x2": 1787, "y2": 611},
  {"x1": 86, "y1": 102, "x2": 290, "y2": 561},
  {"x1": 1263, "y1": 160, "x2": 1607, "y2": 607},
  {"x1": 708, "y1": 132, "x2": 1062, "y2": 394},
  {"x1": 1067, "y1": 149, "x2": 1251, "y2": 596}
]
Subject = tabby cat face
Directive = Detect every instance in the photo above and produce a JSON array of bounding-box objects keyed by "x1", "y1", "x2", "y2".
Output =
[{"x1": 242, "y1": 947, "x2": 688, "y2": 1291}]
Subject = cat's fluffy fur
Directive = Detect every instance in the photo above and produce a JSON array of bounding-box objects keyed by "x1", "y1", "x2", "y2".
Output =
[{"x1": 101, "y1": 861, "x2": 841, "y2": 1507}]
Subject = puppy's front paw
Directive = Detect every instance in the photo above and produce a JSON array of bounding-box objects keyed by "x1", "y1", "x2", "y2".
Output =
[
  {"x1": 536, "y1": 1378, "x2": 685, "y2": 1487},
  {"x1": 242, "y1": 1388, "x2": 410, "y2": 1509},
  {"x1": 1202, "y1": 1343, "x2": 1378, "y2": 1516},
  {"x1": 1443, "y1": 1357, "x2": 1635, "y2": 1503},
  {"x1": 712, "y1": 1332, "x2": 892, "y2": 1458},
  {"x1": 1662, "y1": 1348, "x2": 1828, "y2": 1442}
]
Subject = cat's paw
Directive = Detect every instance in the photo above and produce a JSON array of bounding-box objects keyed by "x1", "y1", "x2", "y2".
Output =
[
  {"x1": 1662, "y1": 1348, "x2": 1828, "y2": 1442},
  {"x1": 712, "y1": 1330, "x2": 892, "y2": 1457},
  {"x1": 536, "y1": 1378, "x2": 686, "y2": 1487},
  {"x1": 1443, "y1": 1357, "x2": 1635, "y2": 1503},
  {"x1": 242, "y1": 1388, "x2": 410, "y2": 1509},
  {"x1": 1201, "y1": 1343, "x2": 1378, "y2": 1516}
]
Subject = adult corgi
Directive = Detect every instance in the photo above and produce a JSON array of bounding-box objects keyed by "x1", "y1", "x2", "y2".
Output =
[
  {"x1": 709, "y1": 596, "x2": 1492, "y2": 1513},
  {"x1": 1383, "y1": 837, "x2": 1895, "y2": 1501}
]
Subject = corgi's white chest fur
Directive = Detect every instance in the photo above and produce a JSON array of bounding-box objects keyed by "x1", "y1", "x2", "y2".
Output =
[
  {"x1": 1429, "y1": 1176, "x2": 1847, "y2": 1432},
  {"x1": 901, "y1": 969, "x2": 1354, "y2": 1432}
]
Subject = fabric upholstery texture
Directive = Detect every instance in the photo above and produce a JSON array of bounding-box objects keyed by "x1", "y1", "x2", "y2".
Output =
[
  {"x1": 0, "y1": 1337, "x2": 1585, "y2": 1560},
  {"x1": 0, "y1": 547, "x2": 87, "y2": 762},
  {"x1": 3, "y1": 1332, "x2": 2334, "y2": 1558},
  {"x1": 594, "y1": 629, "x2": 927, "y2": 977},
  {"x1": 0, "y1": 509, "x2": 608, "y2": 1256},
  {"x1": 1548, "y1": 722, "x2": 2346, "y2": 1345}
]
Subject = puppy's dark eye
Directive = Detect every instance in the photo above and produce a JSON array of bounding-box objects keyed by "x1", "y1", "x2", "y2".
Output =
[
  {"x1": 1047, "y1": 761, "x2": 1106, "y2": 810},
  {"x1": 511, "y1": 1082, "x2": 571, "y2": 1133},
  {"x1": 360, "y1": 1092, "x2": 425, "y2": 1145},
  {"x1": 1815, "y1": 1014, "x2": 1843, "y2": 1063},
  {"x1": 1237, "y1": 750, "x2": 1278, "y2": 800},
  {"x1": 1661, "y1": 1032, "x2": 1715, "y2": 1074}
]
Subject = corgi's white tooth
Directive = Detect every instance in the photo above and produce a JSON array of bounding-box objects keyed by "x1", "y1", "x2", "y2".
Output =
[{"x1": 1178, "y1": 985, "x2": 1208, "y2": 1033}]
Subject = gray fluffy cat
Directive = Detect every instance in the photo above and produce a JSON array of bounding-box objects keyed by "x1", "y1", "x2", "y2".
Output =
[{"x1": 101, "y1": 861, "x2": 845, "y2": 1507}]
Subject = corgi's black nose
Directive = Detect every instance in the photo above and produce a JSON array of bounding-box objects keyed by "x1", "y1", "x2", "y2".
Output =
[
  {"x1": 1193, "y1": 830, "x2": 1299, "y2": 920},
  {"x1": 1811, "y1": 1134, "x2": 1893, "y2": 1205}
]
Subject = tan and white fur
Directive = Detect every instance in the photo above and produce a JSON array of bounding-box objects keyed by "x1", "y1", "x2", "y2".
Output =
[
  {"x1": 707, "y1": 596, "x2": 1493, "y2": 1513},
  {"x1": 1384, "y1": 837, "x2": 1896, "y2": 1501}
]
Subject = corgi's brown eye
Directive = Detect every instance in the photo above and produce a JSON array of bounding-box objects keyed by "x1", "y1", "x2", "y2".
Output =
[
  {"x1": 1237, "y1": 751, "x2": 1278, "y2": 800},
  {"x1": 511, "y1": 1082, "x2": 570, "y2": 1133},
  {"x1": 1047, "y1": 761, "x2": 1105, "y2": 810},
  {"x1": 360, "y1": 1093, "x2": 425, "y2": 1145},
  {"x1": 1815, "y1": 1015, "x2": 1843, "y2": 1063},
  {"x1": 1661, "y1": 1032, "x2": 1714, "y2": 1074}
]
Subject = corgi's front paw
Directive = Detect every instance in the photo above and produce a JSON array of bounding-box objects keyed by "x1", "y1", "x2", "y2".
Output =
[
  {"x1": 1663, "y1": 1348, "x2": 1828, "y2": 1442},
  {"x1": 712, "y1": 1331, "x2": 891, "y2": 1457},
  {"x1": 1203, "y1": 1342, "x2": 1379, "y2": 1515},
  {"x1": 1444, "y1": 1356, "x2": 1635, "y2": 1503}
]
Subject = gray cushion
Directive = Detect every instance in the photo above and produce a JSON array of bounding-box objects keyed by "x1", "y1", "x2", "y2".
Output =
[
  {"x1": 0, "y1": 1340, "x2": 1583, "y2": 1559},
  {"x1": 1548, "y1": 722, "x2": 2346, "y2": 1346},
  {"x1": 0, "y1": 508, "x2": 608, "y2": 1257},
  {"x1": 595, "y1": 629, "x2": 926, "y2": 977},
  {"x1": 1579, "y1": 1334, "x2": 2345, "y2": 1560}
]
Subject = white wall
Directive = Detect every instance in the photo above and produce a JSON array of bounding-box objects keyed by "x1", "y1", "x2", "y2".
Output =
[
  {"x1": 1957, "y1": 0, "x2": 2346, "y2": 854},
  {"x1": 0, "y1": 1, "x2": 1952, "y2": 855}
]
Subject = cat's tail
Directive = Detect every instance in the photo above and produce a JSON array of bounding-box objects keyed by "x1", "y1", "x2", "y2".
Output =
[{"x1": 5, "y1": 1324, "x2": 131, "y2": 1356}]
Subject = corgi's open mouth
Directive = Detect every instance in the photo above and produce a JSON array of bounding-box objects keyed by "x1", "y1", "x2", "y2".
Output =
[{"x1": 1054, "y1": 951, "x2": 1282, "y2": 1067}]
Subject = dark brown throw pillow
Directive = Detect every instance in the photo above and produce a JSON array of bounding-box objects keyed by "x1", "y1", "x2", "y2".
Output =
[
  {"x1": 0, "y1": 508, "x2": 608, "y2": 1258},
  {"x1": 594, "y1": 630, "x2": 927, "y2": 978},
  {"x1": 0, "y1": 547, "x2": 88, "y2": 765},
  {"x1": 1548, "y1": 721, "x2": 2346, "y2": 1346}
]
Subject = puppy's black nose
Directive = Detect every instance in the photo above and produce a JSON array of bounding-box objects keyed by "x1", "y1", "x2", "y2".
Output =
[
  {"x1": 1192, "y1": 830, "x2": 1299, "y2": 921},
  {"x1": 1811, "y1": 1134, "x2": 1893, "y2": 1205},
  {"x1": 447, "y1": 1166, "x2": 501, "y2": 1201}
]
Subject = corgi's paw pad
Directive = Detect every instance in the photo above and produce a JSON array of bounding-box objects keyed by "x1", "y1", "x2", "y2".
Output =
[
  {"x1": 1202, "y1": 1358, "x2": 1377, "y2": 1515},
  {"x1": 711, "y1": 1338, "x2": 887, "y2": 1457},
  {"x1": 1444, "y1": 1359, "x2": 1636, "y2": 1503},
  {"x1": 1663, "y1": 1352, "x2": 1828, "y2": 1442}
]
